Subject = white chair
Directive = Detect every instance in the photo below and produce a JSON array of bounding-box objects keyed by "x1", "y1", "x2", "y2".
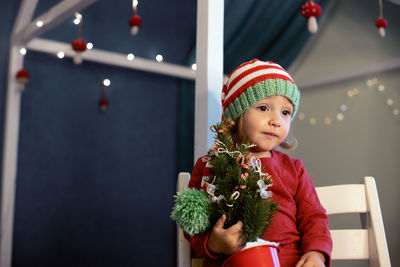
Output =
[
  {"x1": 176, "y1": 172, "x2": 192, "y2": 267},
  {"x1": 316, "y1": 176, "x2": 391, "y2": 266},
  {"x1": 176, "y1": 173, "x2": 391, "y2": 267}
]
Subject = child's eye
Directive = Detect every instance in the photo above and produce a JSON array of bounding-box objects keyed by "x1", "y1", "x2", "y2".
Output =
[
  {"x1": 282, "y1": 110, "x2": 292, "y2": 116},
  {"x1": 257, "y1": 105, "x2": 268, "y2": 112}
]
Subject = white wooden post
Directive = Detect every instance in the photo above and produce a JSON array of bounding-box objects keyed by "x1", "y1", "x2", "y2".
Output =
[
  {"x1": 0, "y1": 46, "x2": 24, "y2": 267},
  {"x1": 194, "y1": 0, "x2": 224, "y2": 161},
  {"x1": 1, "y1": 1, "x2": 38, "y2": 265}
]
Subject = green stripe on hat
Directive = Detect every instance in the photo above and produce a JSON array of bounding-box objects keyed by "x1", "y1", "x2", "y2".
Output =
[{"x1": 223, "y1": 79, "x2": 300, "y2": 121}]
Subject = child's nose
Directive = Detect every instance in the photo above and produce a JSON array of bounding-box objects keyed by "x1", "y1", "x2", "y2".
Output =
[{"x1": 268, "y1": 113, "x2": 281, "y2": 127}]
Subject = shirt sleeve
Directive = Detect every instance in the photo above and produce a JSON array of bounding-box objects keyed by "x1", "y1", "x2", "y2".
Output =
[
  {"x1": 184, "y1": 157, "x2": 220, "y2": 260},
  {"x1": 294, "y1": 160, "x2": 333, "y2": 267}
]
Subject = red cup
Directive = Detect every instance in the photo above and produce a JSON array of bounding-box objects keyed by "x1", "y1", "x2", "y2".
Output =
[{"x1": 223, "y1": 245, "x2": 280, "y2": 267}]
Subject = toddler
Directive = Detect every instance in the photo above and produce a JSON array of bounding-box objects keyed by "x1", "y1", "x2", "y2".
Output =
[{"x1": 186, "y1": 59, "x2": 332, "y2": 267}]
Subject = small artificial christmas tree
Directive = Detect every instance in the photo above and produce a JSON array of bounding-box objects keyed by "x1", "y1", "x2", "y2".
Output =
[{"x1": 171, "y1": 121, "x2": 279, "y2": 245}]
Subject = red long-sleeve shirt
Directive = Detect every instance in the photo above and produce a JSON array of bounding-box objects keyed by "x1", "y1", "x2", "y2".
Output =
[{"x1": 186, "y1": 150, "x2": 332, "y2": 267}]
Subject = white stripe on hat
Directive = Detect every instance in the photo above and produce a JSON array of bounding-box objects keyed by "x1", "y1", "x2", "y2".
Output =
[
  {"x1": 225, "y1": 60, "x2": 293, "y2": 85},
  {"x1": 225, "y1": 68, "x2": 294, "y2": 101},
  {"x1": 226, "y1": 60, "x2": 268, "y2": 81}
]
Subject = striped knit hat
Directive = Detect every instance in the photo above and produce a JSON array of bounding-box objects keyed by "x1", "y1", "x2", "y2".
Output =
[{"x1": 222, "y1": 59, "x2": 300, "y2": 121}]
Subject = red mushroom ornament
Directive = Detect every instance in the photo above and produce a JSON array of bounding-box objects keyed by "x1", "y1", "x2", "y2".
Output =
[
  {"x1": 301, "y1": 1, "x2": 322, "y2": 34},
  {"x1": 99, "y1": 96, "x2": 108, "y2": 112},
  {"x1": 16, "y1": 68, "x2": 29, "y2": 92},
  {"x1": 71, "y1": 38, "x2": 87, "y2": 64},
  {"x1": 375, "y1": 18, "x2": 388, "y2": 38},
  {"x1": 129, "y1": 14, "x2": 141, "y2": 35}
]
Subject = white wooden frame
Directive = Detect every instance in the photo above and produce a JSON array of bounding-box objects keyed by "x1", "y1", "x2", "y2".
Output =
[{"x1": 1, "y1": 1, "x2": 224, "y2": 266}]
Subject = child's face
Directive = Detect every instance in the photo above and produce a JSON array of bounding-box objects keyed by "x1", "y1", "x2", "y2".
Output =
[{"x1": 242, "y1": 95, "x2": 293, "y2": 158}]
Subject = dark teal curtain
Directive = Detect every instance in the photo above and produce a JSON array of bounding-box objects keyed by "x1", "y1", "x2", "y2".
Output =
[
  {"x1": 176, "y1": 79, "x2": 195, "y2": 172},
  {"x1": 224, "y1": 0, "x2": 325, "y2": 71},
  {"x1": 177, "y1": 0, "x2": 329, "y2": 172}
]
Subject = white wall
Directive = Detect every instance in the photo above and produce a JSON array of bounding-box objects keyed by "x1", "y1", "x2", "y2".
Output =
[{"x1": 289, "y1": 0, "x2": 400, "y2": 266}]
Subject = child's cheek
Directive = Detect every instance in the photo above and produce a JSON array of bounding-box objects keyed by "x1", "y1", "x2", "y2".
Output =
[{"x1": 284, "y1": 120, "x2": 291, "y2": 130}]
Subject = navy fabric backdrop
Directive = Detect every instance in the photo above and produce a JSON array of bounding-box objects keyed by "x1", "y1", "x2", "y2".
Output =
[{"x1": 13, "y1": 51, "x2": 179, "y2": 266}]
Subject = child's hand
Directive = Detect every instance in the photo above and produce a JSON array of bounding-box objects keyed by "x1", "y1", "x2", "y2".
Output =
[
  {"x1": 206, "y1": 214, "x2": 244, "y2": 255},
  {"x1": 295, "y1": 251, "x2": 326, "y2": 267}
]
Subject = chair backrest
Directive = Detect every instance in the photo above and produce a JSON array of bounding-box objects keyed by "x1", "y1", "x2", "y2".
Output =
[
  {"x1": 315, "y1": 176, "x2": 391, "y2": 267},
  {"x1": 176, "y1": 173, "x2": 391, "y2": 267},
  {"x1": 176, "y1": 172, "x2": 192, "y2": 267}
]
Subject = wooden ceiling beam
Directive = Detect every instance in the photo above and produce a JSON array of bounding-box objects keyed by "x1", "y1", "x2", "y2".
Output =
[
  {"x1": 12, "y1": 0, "x2": 97, "y2": 46},
  {"x1": 27, "y1": 38, "x2": 196, "y2": 80}
]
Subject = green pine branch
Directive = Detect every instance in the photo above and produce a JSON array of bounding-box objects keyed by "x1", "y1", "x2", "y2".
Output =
[{"x1": 205, "y1": 122, "x2": 279, "y2": 242}]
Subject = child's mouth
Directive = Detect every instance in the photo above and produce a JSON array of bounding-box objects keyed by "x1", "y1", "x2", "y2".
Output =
[{"x1": 262, "y1": 132, "x2": 278, "y2": 138}]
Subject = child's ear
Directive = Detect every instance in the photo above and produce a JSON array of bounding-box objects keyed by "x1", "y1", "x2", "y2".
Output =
[{"x1": 280, "y1": 137, "x2": 297, "y2": 150}]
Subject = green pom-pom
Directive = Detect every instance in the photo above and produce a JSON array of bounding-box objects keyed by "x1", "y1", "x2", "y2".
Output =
[{"x1": 171, "y1": 188, "x2": 211, "y2": 236}]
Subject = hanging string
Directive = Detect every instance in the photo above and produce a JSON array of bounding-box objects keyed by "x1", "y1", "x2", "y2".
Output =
[
  {"x1": 74, "y1": 12, "x2": 83, "y2": 39},
  {"x1": 78, "y1": 21, "x2": 82, "y2": 39},
  {"x1": 101, "y1": 84, "x2": 107, "y2": 97},
  {"x1": 378, "y1": 0, "x2": 383, "y2": 18},
  {"x1": 132, "y1": 0, "x2": 138, "y2": 14}
]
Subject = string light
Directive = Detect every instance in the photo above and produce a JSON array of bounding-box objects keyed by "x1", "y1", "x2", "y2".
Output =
[
  {"x1": 132, "y1": 0, "x2": 139, "y2": 12},
  {"x1": 19, "y1": 48, "x2": 27, "y2": 55},
  {"x1": 367, "y1": 78, "x2": 379, "y2": 87},
  {"x1": 156, "y1": 54, "x2": 163, "y2": 62},
  {"x1": 57, "y1": 52, "x2": 65, "y2": 59},
  {"x1": 74, "y1": 12, "x2": 82, "y2": 25},
  {"x1": 191, "y1": 64, "x2": 197, "y2": 71},
  {"x1": 347, "y1": 88, "x2": 359, "y2": 97},
  {"x1": 127, "y1": 53, "x2": 135, "y2": 61},
  {"x1": 36, "y1": 20, "x2": 44, "y2": 27},
  {"x1": 373, "y1": 79, "x2": 400, "y2": 120},
  {"x1": 297, "y1": 75, "x2": 400, "y2": 127},
  {"x1": 336, "y1": 113, "x2": 344, "y2": 121},
  {"x1": 86, "y1": 42, "x2": 93, "y2": 49},
  {"x1": 103, "y1": 79, "x2": 111, "y2": 87},
  {"x1": 347, "y1": 90, "x2": 353, "y2": 97},
  {"x1": 324, "y1": 118, "x2": 332, "y2": 125}
]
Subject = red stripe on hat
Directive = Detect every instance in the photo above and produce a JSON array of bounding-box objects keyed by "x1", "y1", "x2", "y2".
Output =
[
  {"x1": 223, "y1": 73, "x2": 294, "y2": 109},
  {"x1": 221, "y1": 84, "x2": 227, "y2": 105},
  {"x1": 225, "y1": 64, "x2": 293, "y2": 97},
  {"x1": 226, "y1": 59, "x2": 260, "y2": 80}
]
